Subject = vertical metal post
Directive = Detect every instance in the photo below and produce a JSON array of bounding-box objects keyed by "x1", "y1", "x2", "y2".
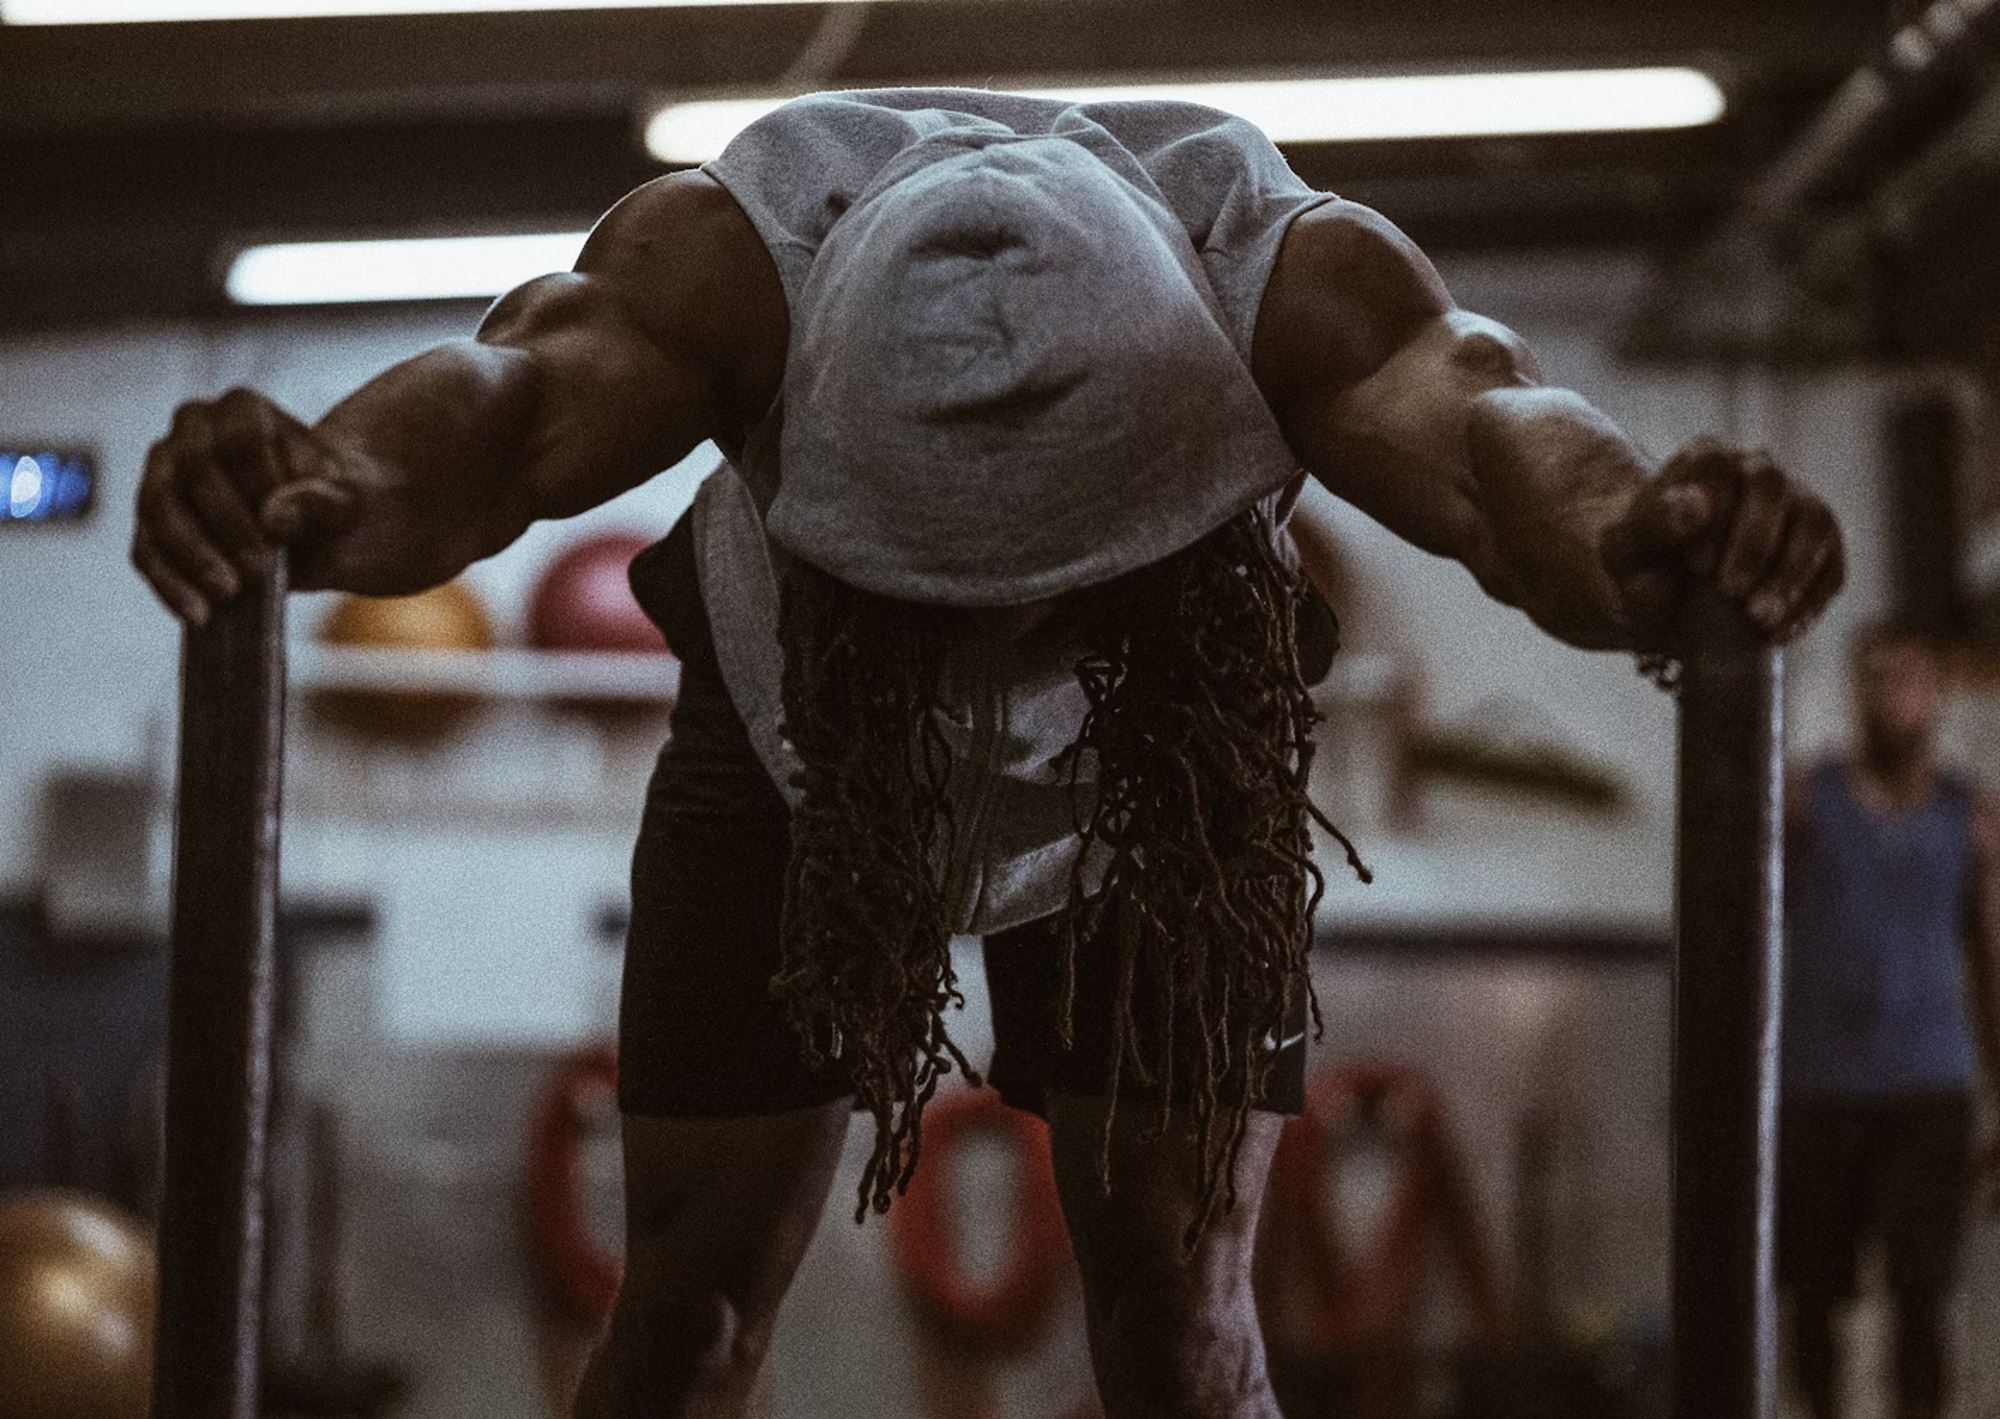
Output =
[
  {"x1": 1672, "y1": 592, "x2": 1784, "y2": 1419},
  {"x1": 152, "y1": 557, "x2": 287, "y2": 1419}
]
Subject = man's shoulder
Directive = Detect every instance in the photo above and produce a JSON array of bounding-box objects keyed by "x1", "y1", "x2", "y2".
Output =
[
  {"x1": 580, "y1": 172, "x2": 787, "y2": 410},
  {"x1": 1252, "y1": 199, "x2": 1457, "y2": 405},
  {"x1": 590, "y1": 170, "x2": 766, "y2": 263}
]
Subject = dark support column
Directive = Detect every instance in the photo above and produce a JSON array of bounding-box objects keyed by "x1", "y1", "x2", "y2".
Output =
[
  {"x1": 1672, "y1": 594, "x2": 1784, "y2": 1419},
  {"x1": 152, "y1": 559, "x2": 288, "y2": 1419}
]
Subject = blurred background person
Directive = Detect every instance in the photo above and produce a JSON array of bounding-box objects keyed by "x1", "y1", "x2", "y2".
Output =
[{"x1": 1780, "y1": 621, "x2": 2000, "y2": 1419}]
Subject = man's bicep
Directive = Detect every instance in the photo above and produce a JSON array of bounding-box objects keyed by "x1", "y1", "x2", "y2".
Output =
[{"x1": 476, "y1": 271, "x2": 718, "y2": 521}]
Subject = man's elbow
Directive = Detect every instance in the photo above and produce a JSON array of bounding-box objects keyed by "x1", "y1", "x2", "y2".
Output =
[{"x1": 1449, "y1": 321, "x2": 1541, "y2": 388}]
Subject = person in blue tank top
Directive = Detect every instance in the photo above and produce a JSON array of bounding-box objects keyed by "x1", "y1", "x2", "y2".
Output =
[{"x1": 1781, "y1": 620, "x2": 2000, "y2": 1419}]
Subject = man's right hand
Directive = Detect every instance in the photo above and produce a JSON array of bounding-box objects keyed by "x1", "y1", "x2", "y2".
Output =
[{"x1": 132, "y1": 387, "x2": 368, "y2": 624}]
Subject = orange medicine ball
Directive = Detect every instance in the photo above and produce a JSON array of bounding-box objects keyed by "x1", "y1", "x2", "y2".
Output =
[
  {"x1": 0, "y1": 1191, "x2": 156, "y2": 1419},
  {"x1": 317, "y1": 579, "x2": 496, "y2": 740}
]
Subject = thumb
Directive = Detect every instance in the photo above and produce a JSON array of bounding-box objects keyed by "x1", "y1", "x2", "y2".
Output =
[
  {"x1": 258, "y1": 479, "x2": 363, "y2": 591},
  {"x1": 1601, "y1": 480, "x2": 1714, "y2": 581},
  {"x1": 259, "y1": 477, "x2": 359, "y2": 544}
]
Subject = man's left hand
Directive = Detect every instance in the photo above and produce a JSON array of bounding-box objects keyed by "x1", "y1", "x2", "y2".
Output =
[{"x1": 1600, "y1": 439, "x2": 1845, "y2": 648}]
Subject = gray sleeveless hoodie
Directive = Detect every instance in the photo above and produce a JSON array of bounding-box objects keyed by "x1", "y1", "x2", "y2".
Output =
[{"x1": 690, "y1": 88, "x2": 1332, "y2": 935}]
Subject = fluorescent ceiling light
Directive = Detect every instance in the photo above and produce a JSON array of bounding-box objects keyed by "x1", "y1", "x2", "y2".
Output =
[
  {"x1": 226, "y1": 231, "x2": 588, "y2": 304},
  {"x1": 647, "y1": 69, "x2": 1728, "y2": 164},
  {"x1": 3, "y1": 0, "x2": 887, "y2": 20}
]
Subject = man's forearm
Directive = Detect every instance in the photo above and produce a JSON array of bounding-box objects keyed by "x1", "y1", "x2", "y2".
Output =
[
  {"x1": 309, "y1": 338, "x2": 547, "y2": 590},
  {"x1": 1462, "y1": 386, "x2": 1652, "y2": 651}
]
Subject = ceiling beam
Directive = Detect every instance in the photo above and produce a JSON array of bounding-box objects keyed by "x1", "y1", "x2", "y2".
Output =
[
  {"x1": 0, "y1": 0, "x2": 1883, "y2": 334},
  {"x1": 0, "y1": 126, "x2": 1750, "y2": 332},
  {"x1": 2, "y1": 0, "x2": 1888, "y2": 131}
]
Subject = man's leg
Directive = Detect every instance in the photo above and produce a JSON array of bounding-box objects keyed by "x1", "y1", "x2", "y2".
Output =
[
  {"x1": 1789, "y1": 1287, "x2": 1843, "y2": 1419},
  {"x1": 1779, "y1": 1097, "x2": 1867, "y2": 1419},
  {"x1": 981, "y1": 909, "x2": 1305, "y2": 1419},
  {"x1": 1044, "y1": 1095, "x2": 1284, "y2": 1419},
  {"x1": 1878, "y1": 1094, "x2": 1972, "y2": 1419},
  {"x1": 594, "y1": 516, "x2": 855, "y2": 1415},
  {"x1": 1891, "y1": 1292, "x2": 1949, "y2": 1419},
  {"x1": 573, "y1": 1106, "x2": 848, "y2": 1419}
]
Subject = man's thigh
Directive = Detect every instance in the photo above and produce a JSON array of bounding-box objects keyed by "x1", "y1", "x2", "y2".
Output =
[
  {"x1": 1874, "y1": 1093, "x2": 1972, "y2": 1301},
  {"x1": 617, "y1": 512, "x2": 851, "y2": 1121},
  {"x1": 982, "y1": 913, "x2": 1309, "y2": 1120},
  {"x1": 1778, "y1": 1097, "x2": 1872, "y2": 1299}
]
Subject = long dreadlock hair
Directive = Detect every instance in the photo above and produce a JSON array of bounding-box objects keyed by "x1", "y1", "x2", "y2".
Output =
[{"x1": 774, "y1": 504, "x2": 1369, "y2": 1237}]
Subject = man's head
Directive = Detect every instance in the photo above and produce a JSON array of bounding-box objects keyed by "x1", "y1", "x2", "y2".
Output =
[
  {"x1": 771, "y1": 133, "x2": 1303, "y2": 609},
  {"x1": 1852, "y1": 619, "x2": 1945, "y2": 769}
]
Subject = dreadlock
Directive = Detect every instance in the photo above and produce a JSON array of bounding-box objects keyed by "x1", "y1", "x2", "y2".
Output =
[
  {"x1": 774, "y1": 564, "x2": 977, "y2": 1222},
  {"x1": 775, "y1": 504, "x2": 1369, "y2": 1236},
  {"x1": 1059, "y1": 505, "x2": 1369, "y2": 1244}
]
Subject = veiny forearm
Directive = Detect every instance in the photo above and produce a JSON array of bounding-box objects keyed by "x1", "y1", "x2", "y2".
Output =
[
  {"x1": 1463, "y1": 386, "x2": 1654, "y2": 650},
  {"x1": 311, "y1": 338, "x2": 546, "y2": 588}
]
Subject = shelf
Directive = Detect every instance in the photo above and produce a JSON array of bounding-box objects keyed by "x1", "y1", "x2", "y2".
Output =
[
  {"x1": 290, "y1": 644, "x2": 681, "y2": 703},
  {"x1": 289, "y1": 646, "x2": 1395, "y2": 707}
]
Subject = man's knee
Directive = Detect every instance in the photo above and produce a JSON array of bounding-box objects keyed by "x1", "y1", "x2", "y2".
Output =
[
  {"x1": 599, "y1": 1283, "x2": 770, "y2": 1394},
  {"x1": 1076, "y1": 1206, "x2": 1269, "y2": 1417},
  {"x1": 571, "y1": 1106, "x2": 846, "y2": 1416},
  {"x1": 1090, "y1": 1262, "x2": 1266, "y2": 1418},
  {"x1": 1047, "y1": 1097, "x2": 1283, "y2": 1416}
]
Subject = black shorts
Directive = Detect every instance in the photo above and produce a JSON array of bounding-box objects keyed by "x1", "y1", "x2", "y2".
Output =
[
  {"x1": 1776, "y1": 1091, "x2": 1972, "y2": 1302},
  {"x1": 615, "y1": 512, "x2": 1308, "y2": 1121}
]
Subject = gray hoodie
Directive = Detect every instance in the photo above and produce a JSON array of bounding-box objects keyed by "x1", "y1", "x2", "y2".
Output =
[{"x1": 690, "y1": 87, "x2": 1330, "y2": 934}]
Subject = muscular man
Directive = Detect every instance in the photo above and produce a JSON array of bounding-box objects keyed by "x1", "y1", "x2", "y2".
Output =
[
  {"x1": 1780, "y1": 622, "x2": 2000, "y2": 1419},
  {"x1": 132, "y1": 91, "x2": 1843, "y2": 1418}
]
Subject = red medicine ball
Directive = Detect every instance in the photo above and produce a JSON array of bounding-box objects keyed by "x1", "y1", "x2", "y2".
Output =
[{"x1": 527, "y1": 533, "x2": 670, "y2": 655}]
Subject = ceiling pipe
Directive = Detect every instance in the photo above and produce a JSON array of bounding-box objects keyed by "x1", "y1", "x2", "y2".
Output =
[
  {"x1": 1750, "y1": 0, "x2": 2000, "y2": 230},
  {"x1": 1625, "y1": 0, "x2": 2000, "y2": 360}
]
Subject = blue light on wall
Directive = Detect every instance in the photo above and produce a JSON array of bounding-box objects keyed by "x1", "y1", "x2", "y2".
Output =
[{"x1": 1, "y1": 449, "x2": 96, "y2": 524}]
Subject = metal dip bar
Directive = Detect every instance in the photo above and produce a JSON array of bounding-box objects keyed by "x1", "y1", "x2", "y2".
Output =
[
  {"x1": 152, "y1": 557, "x2": 288, "y2": 1419},
  {"x1": 1672, "y1": 593, "x2": 1785, "y2": 1419}
]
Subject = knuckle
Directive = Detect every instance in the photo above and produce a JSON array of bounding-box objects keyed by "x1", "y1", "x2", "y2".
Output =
[
  {"x1": 1666, "y1": 440, "x2": 1716, "y2": 475},
  {"x1": 1746, "y1": 461, "x2": 1787, "y2": 496},
  {"x1": 215, "y1": 391, "x2": 269, "y2": 439},
  {"x1": 170, "y1": 401, "x2": 213, "y2": 438}
]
